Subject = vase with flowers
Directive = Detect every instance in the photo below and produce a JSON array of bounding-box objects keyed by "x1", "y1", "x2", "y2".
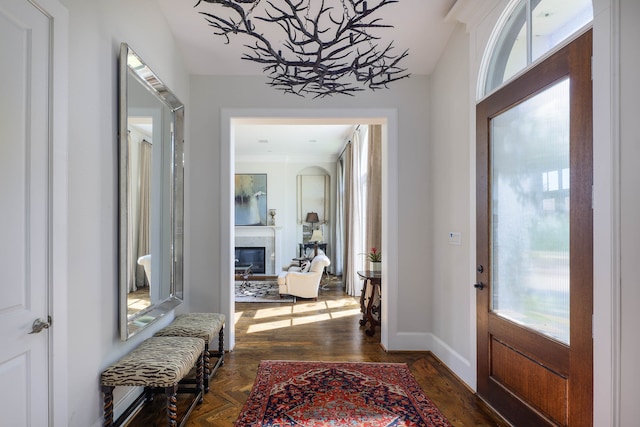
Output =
[{"x1": 365, "y1": 247, "x2": 382, "y2": 271}]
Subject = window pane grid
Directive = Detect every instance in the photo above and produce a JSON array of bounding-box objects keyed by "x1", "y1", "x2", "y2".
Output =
[{"x1": 484, "y1": 0, "x2": 593, "y2": 96}]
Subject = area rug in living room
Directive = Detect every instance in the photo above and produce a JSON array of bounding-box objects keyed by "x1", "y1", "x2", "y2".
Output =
[
  {"x1": 235, "y1": 360, "x2": 452, "y2": 427},
  {"x1": 235, "y1": 281, "x2": 294, "y2": 303}
]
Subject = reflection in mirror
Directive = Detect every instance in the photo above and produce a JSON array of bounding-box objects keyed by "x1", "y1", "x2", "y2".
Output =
[
  {"x1": 119, "y1": 43, "x2": 185, "y2": 340},
  {"x1": 297, "y1": 173, "x2": 329, "y2": 243}
]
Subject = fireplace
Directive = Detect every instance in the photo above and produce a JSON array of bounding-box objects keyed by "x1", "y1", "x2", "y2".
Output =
[
  {"x1": 235, "y1": 247, "x2": 266, "y2": 274},
  {"x1": 235, "y1": 226, "x2": 281, "y2": 275}
]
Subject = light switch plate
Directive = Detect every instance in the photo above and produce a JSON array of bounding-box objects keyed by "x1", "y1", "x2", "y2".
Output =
[{"x1": 448, "y1": 232, "x2": 461, "y2": 245}]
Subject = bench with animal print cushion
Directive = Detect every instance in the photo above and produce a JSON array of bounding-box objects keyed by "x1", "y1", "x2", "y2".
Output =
[
  {"x1": 100, "y1": 336, "x2": 205, "y2": 427},
  {"x1": 154, "y1": 313, "x2": 225, "y2": 393}
]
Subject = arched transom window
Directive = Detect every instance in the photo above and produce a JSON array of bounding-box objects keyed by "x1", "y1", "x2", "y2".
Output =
[{"x1": 481, "y1": 0, "x2": 593, "y2": 98}]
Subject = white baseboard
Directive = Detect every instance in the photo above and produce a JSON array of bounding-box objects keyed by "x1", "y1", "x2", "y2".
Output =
[
  {"x1": 387, "y1": 331, "x2": 474, "y2": 390},
  {"x1": 113, "y1": 386, "x2": 144, "y2": 424},
  {"x1": 426, "y1": 333, "x2": 475, "y2": 389}
]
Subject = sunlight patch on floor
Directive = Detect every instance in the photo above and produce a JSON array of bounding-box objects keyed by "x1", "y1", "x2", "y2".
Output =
[
  {"x1": 292, "y1": 302, "x2": 328, "y2": 313},
  {"x1": 246, "y1": 305, "x2": 361, "y2": 333},
  {"x1": 234, "y1": 311, "x2": 244, "y2": 325},
  {"x1": 247, "y1": 319, "x2": 292, "y2": 333},
  {"x1": 128, "y1": 300, "x2": 150, "y2": 310},
  {"x1": 330, "y1": 308, "x2": 362, "y2": 318},
  {"x1": 254, "y1": 306, "x2": 294, "y2": 319},
  {"x1": 325, "y1": 298, "x2": 360, "y2": 309},
  {"x1": 292, "y1": 313, "x2": 332, "y2": 325}
]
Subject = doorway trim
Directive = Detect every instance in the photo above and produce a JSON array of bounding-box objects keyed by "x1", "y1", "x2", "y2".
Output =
[
  {"x1": 35, "y1": 0, "x2": 70, "y2": 425},
  {"x1": 220, "y1": 108, "x2": 398, "y2": 351}
]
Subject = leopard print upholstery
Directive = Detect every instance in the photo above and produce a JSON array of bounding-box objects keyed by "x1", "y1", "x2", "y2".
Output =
[
  {"x1": 155, "y1": 313, "x2": 225, "y2": 342},
  {"x1": 100, "y1": 336, "x2": 204, "y2": 387}
]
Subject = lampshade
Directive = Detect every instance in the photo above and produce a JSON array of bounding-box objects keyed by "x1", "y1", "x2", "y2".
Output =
[
  {"x1": 310, "y1": 229, "x2": 323, "y2": 243},
  {"x1": 305, "y1": 212, "x2": 319, "y2": 224}
]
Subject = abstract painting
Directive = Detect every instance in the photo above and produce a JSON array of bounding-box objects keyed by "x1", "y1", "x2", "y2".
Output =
[{"x1": 235, "y1": 174, "x2": 267, "y2": 226}]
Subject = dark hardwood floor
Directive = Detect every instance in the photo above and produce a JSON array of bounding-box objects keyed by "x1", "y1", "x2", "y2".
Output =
[
  {"x1": 130, "y1": 278, "x2": 509, "y2": 426},
  {"x1": 187, "y1": 278, "x2": 509, "y2": 427}
]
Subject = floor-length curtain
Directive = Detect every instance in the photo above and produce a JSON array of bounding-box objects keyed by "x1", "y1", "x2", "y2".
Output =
[
  {"x1": 126, "y1": 134, "x2": 140, "y2": 292},
  {"x1": 135, "y1": 140, "x2": 152, "y2": 289},
  {"x1": 127, "y1": 136, "x2": 152, "y2": 292},
  {"x1": 365, "y1": 125, "x2": 382, "y2": 254},
  {"x1": 344, "y1": 127, "x2": 368, "y2": 296},
  {"x1": 334, "y1": 157, "x2": 346, "y2": 276}
]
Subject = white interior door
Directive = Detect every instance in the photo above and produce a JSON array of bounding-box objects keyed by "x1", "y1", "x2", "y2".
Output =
[{"x1": 0, "y1": 1, "x2": 52, "y2": 425}]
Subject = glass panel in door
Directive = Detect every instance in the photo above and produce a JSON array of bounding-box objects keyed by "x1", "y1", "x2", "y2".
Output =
[{"x1": 490, "y1": 78, "x2": 570, "y2": 344}]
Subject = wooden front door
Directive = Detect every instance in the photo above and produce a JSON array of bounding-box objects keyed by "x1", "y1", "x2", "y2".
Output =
[
  {"x1": 0, "y1": 1, "x2": 54, "y2": 424},
  {"x1": 476, "y1": 30, "x2": 592, "y2": 426}
]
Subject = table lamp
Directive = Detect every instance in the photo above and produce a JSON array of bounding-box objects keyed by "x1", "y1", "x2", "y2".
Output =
[
  {"x1": 305, "y1": 212, "x2": 319, "y2": 230},
  {"x1": 310, "y1": 228, "x2": 323, "y2": 242}
]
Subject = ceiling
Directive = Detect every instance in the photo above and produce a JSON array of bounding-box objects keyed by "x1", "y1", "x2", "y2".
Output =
[
  {"x1": 155, "y1": 0, "x2": 459, "y2": 159},
  {"x1": 233, "y1": 123, "x2": 355, "y2": 162}
]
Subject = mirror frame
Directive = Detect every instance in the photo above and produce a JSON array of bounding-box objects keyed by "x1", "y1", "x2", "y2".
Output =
[
  {"x1": 297, "y1": 173, "x2": 330, "y2": 243},
  {"x1": 297, "y1": 174, "x2": 330, "y2": 221},
  {"x1": 118, "y1": 43, "x2": 185, "y2": 340}
]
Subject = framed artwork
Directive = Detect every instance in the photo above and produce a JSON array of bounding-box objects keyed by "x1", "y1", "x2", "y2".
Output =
[{"x1": 235, "y1": 174, "x2": 267, "y2": 226}]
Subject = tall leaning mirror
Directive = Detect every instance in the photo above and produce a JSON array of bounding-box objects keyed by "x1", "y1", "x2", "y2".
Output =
[{"x1": 119, "y1": 43, "x2": 184, "y2": 340}]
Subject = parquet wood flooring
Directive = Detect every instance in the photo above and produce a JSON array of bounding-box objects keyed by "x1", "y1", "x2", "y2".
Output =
[{"x1": 130, "y1": 279, "x2": 509, "y2": 426}]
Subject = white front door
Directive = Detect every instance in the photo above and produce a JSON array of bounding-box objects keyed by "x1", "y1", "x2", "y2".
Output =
[{"x1": 0, "y1": 1, "x2": 53, "y2": 425}]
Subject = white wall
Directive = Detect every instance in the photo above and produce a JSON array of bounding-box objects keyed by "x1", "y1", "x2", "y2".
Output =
[
  {"x1": 60, "y1": 0, "x2": 190, "y2": 425},
  {"x1": 619, "y1": 0, "x2": 640, "y2": 423},
  {"x1": 187, "y1": 75, "x2": 436, "y2": 347},
  {"x1": 428, "y1": 23, "x2": 475, "y2": 386}
]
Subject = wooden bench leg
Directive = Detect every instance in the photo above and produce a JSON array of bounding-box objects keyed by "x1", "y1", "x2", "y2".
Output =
[
  {"x1": 218, "y1": 326, "x2": 224, "y2": 359},
  {"x1": 101, "y1": 385, "x2": 115, "y2": 427},
  {"x1": 208, "y1": 327, "x2": 225, "y2": 379},
  {"x1": 197, "y1": 351, "x2": 204, "y2": 403},
  {"x1": 203, "y1": 343, "x2": 210, "y2": 393},
  {"x1": 165, "y1": 385, "x2": 178, "y2": 427}
]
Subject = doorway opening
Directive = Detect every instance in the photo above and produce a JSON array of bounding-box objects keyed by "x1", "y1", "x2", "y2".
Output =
[{"x1": 220, "y1": 109, "x2": 398, "y2": 351}]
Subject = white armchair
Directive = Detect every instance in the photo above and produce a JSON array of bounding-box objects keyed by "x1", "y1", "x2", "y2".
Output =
[
  {"x1": 278, "y1": 254, "x2": 330, "y2": 300},
  {"x1": 137, "y1": 254, "x2": 151, "y2": 284}
]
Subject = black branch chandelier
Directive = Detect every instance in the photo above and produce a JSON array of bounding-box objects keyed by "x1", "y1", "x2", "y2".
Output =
[{"x1": 194, "y1": 0, "x2": 410, "y2": 97}]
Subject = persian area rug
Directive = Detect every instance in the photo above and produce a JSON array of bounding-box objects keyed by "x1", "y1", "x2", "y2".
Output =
[
  {"x1": 235, "y1": 281, "x2": 294, "y2": 303},
  {"x1": 236, "y1": 360, "x2": 452, "y2": 427}
]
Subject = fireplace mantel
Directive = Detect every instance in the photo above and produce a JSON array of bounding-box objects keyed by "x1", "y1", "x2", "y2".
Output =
[{"x1": 234, "y1": 226, "x2": 282, "y2": 275}]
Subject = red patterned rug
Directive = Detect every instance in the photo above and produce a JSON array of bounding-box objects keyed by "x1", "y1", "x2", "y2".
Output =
[{"x1": 236, "y1": 361, "x2": 452, "y2": 427}]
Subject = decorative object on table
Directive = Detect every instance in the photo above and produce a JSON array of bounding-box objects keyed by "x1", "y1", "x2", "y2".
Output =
[
  {"x1": 364, "y1": 247, "x2": 381, "y2": 271},
  {"x1": 235, "y1": 360, "x2": 452, "y2": 427},
  {"x1": 268, "y1": 209, "x2": 276, "y2": 226},
  {"x1": 194, "y1": 0, "x2": 410, "y2": 97},
  {"x1": 370, "y1": 261, "x2": 382, "y2": 271},
  {"x1": 235, "y1": 174, "x2": 267, "y2": 225}
]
